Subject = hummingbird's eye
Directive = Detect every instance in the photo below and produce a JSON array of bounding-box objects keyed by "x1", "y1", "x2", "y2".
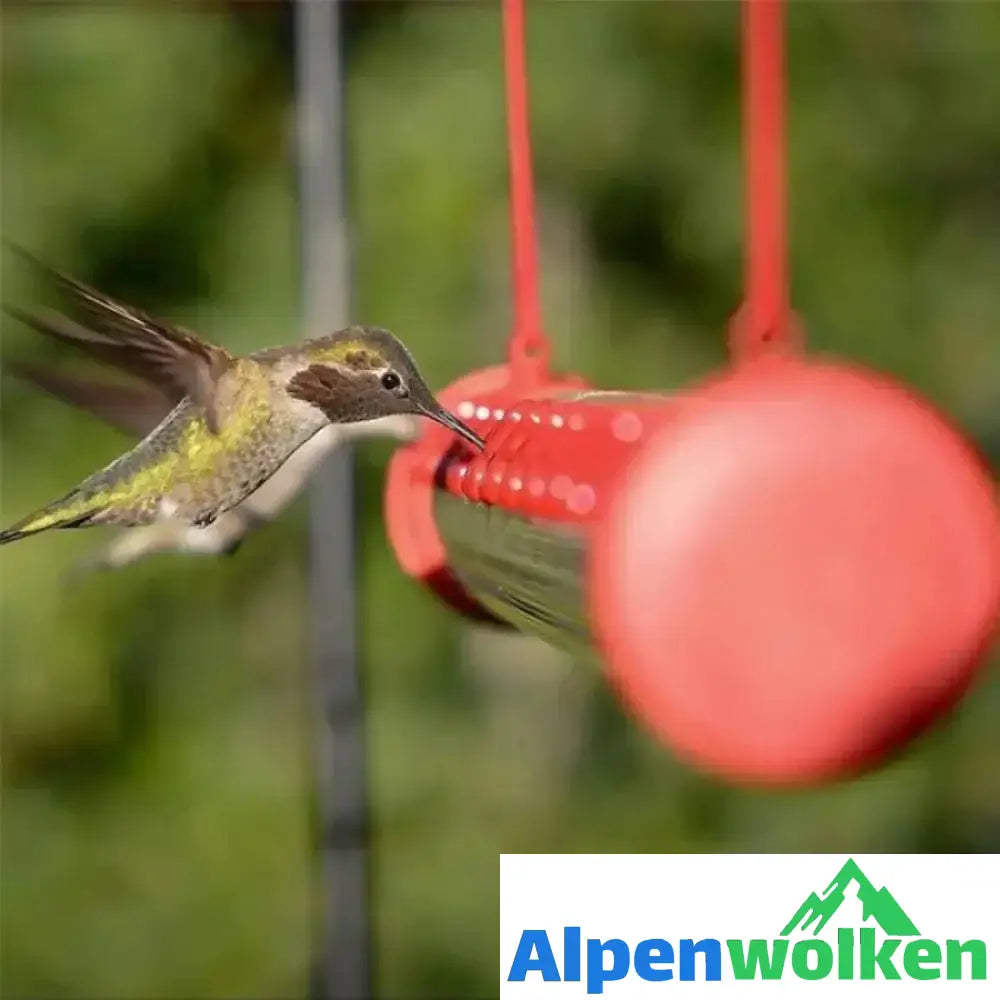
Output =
[{"x1": 380, "y1": 370, "x2": 402, "y2": 392}]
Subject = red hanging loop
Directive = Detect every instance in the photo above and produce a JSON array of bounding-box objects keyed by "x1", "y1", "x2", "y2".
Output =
[
  {"x1": 503, "y1": 0, "x2": 551, "y2": 382},
  {"x1": 730, "y1": 0, "x2": 801, "y2": 362}
]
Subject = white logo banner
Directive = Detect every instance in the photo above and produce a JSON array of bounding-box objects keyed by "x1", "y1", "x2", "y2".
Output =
[{"x1": 501, "y1": 854, "x2": 998, "y2": 998}]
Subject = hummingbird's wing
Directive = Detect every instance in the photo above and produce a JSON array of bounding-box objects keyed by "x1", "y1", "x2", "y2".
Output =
[
  {"x1": 6, "y1": 361, "x2": 175, "y2": 438},
  {"x1": 4, "y1": 245, "x2": 233, "y2": 433},
  {"x1": 2, "y1": 303, "x2": 168, "y2": 380}
]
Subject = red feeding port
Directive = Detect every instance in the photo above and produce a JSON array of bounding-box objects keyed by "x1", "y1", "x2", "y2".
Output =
[
  {"x1": 384, "y1": 363, "x2": 588, "y2": 621},
  {"x1": 384, "y1": 0, "x2": 1000, "y2": 784}
]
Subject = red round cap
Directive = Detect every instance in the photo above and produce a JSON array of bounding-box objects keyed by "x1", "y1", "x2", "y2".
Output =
[{"x1": 589, "y1": 358, "x2": 1000, "y2": 784}]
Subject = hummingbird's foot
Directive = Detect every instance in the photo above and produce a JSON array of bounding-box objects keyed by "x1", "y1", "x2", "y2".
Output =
[{"x1": 220, "y1": 536, "x2": 245, "y2": 557}]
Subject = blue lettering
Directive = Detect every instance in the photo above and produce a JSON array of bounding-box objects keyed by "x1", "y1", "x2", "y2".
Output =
[
  {"x1": 564, "y1": 927, "x2": 581, "y2": 982},
  {"x1": 679, "y1": 938, "x2": 722, "y2": 981},
  {"x1": 635, "y1": 939, "x2": 674, "y2": 981},
  {"x1": 507, "y1": 930, "x2": 560, "y2": 982},
  {"x1": 586, "y1": 937, "x2": 630, "y2": 994},
  {"x1": 509, "y1": 930, "x2": 725, "y2": 988}
]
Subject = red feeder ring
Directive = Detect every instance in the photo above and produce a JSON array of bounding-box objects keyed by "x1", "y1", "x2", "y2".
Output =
[{"x1": 384, "y1": 363, "x2": 588, "y2": 620}]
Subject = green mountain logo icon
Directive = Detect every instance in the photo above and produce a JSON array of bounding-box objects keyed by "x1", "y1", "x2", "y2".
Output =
[{"x1": 781, "y1": 858, "x2": 920, "y2": 937}]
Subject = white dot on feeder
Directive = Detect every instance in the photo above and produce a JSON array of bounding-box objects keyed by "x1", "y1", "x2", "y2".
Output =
[
  {"x1": 550, "y1": 474, "x2": 573, "y2": 500},
  {"x1": 567, "y1": 483, "x2": 596, "y2": 516},
  {"x1": 509, "y1": 476, "x2": 523, "y2": 491},
  {"x1": 551, "y1": 414, "x2": 565, "y2": 428},
  {"x1": 510, "y1": 411, "x2": 522, "y2": 422},
  {"x1": 476, "y1": 405, "x2": 491, "y2": 421},
  {"x1": 528, "y1": 477, "x2": 546, "y2": 497},
  {"x1": 568, "y1": 414, "x2": 586, "y2": 431},
  {"x1": 529, "y1": 412, "x2": 542, "y2": 424},
  {"x1": 458, "y1": 465, "x2": 469, "y2": 478},
  {"x1": 612, "y1": 411, "x2": 644, "y2": 443},
  {"x1": 494, "y1": 408, "x2": 506, "y2": 420},
  {"x1": 458, "y1": 401, "x2": 475, "y2": 419}
]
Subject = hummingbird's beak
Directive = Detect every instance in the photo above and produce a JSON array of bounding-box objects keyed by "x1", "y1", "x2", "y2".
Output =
[{"x1": 421, "y1": 402, "x2": 485, "y2": 451}]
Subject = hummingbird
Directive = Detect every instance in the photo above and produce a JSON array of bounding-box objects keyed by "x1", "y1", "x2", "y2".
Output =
[
  {"x1": 0, "y1": 252, "x2": 483, "y2": 547},
  {"x1": 8, "y1": 361, "x2": 421, "y2": 568}
]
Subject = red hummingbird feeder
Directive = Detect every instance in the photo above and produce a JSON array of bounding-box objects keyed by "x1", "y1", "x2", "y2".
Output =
[{"x1": 384, "y1": 0, "x2": 1000, "y2": 784}]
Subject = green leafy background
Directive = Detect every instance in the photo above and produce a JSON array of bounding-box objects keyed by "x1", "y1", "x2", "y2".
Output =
[{"x1": 1, "y1": 2, "x2": 998, "y2": 997}]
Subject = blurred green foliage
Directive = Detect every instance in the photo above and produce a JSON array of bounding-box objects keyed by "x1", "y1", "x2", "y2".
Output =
[{"x1": 1, "y1": 2, "x2": 998, "y2": 998}]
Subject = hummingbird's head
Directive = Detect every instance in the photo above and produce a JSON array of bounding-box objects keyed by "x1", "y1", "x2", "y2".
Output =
[{"x1": 287, "y1": 327, "x2": 484, "y2": 449}]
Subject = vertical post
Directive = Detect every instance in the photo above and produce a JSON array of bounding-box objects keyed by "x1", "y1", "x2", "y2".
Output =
[{"x1": 294, "y1": 2, "x2": 370, "y2": 998}]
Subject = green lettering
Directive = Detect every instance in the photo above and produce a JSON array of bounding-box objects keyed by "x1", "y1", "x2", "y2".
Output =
[
  {"x1": 946, "y1": 939, "x2": 987, "y2": 980},
  {"x1": 727, "y1": 939, "x2": 788, "y2": 980},
  {"x1": 837, "y1": 928, "x2": 853, "y2": 979},
  {"x1": 859, "y1": 928, "x2": 900, "y2": 980},
  {"x1": 903, "y1": 940, "x2": 940, "y2": 980},
  {"x1": 792, "y1": 940, "x2": 833, "y2": 980}
]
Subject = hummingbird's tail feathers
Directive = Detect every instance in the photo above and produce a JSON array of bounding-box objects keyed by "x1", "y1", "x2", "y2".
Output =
[
  {"x1": 0, "y1": 497, "x2": 104, "y2": 546},
  {"x1": 0, "y1": 511, "x2": 98, "y2": 546},
  {"x1": 5, "y1": 360, "x2": 173, "y2": 438},
  {"x1": 71, "y1": 523, "x2": 185, "y2": 573},
  {"x1": 68, "y1": 517, "x2": 248, "y2": 574}
]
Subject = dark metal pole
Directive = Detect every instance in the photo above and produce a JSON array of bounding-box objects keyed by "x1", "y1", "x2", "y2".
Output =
[{"x1": 294, "y1": 2, "x2": 370, "y2": 997}]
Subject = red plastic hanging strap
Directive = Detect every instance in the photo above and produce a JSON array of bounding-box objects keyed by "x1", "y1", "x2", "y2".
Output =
[
  {"x1": 503, "y1": 0, "x2": 551, "y2": 383},
  {"x1": 730, "y1": 0, "x2": 802, "y2": 362}
]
